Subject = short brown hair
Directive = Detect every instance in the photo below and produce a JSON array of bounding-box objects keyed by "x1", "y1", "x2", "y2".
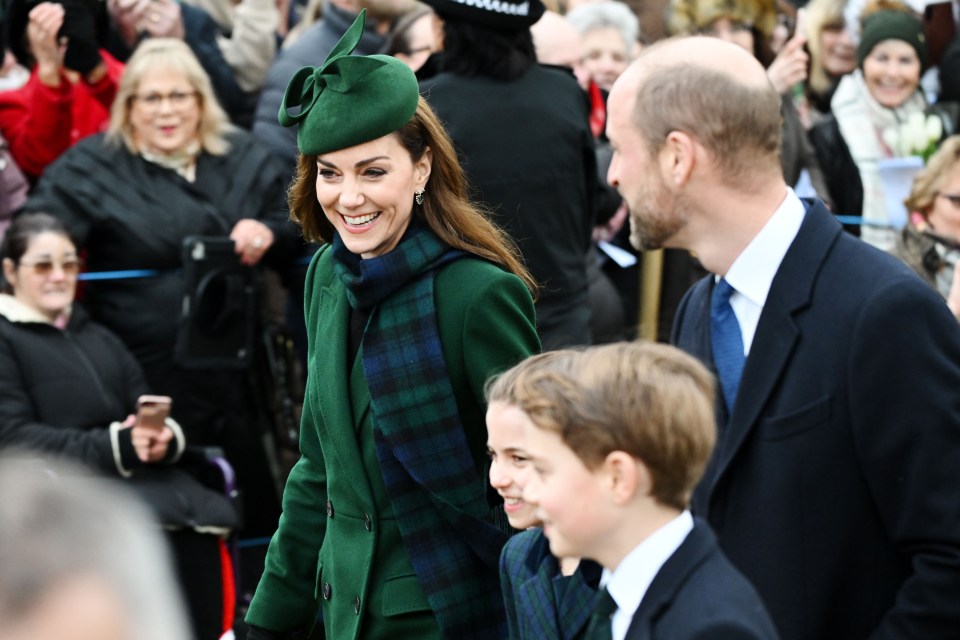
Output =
[
  {"x1": 905, "y1": 135, "x2": 960, "y2": 216},
  {"x1": 288, "y1": 96, "x2": 537, "y2": 293},
  {"x1": 630, "y1": 40, "x2": 783, "y2": 190},
  {"x1": 486, "y1": 341, "x2": 717, "y2": 510}
]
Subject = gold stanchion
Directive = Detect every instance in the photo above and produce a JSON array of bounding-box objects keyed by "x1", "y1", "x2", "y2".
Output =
[{"x1": 638, "y1": 249, "x2": 663, "y2": 341}]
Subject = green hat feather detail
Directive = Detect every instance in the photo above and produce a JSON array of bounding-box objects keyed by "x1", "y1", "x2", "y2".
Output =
[{"x1": 279, "y1": 9, "x2": 420, "y2": 155}]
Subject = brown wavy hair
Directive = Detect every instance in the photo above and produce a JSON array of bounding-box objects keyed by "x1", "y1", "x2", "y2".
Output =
[{"x1": 288, "y1": 96, "x2": 537, "y2": 294}]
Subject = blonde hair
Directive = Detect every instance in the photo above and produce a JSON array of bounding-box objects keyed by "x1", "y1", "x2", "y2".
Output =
[
  {"x1": 486, "y1": 342, "x2": 717, "y2": 510},
  {"x1": 288, "y1": 97, "x2": 537, "y2": 294},
  {"x1": 106, "y1": 38, "x2": 235, "y2": 156},
  {"x1": 905, "y1": 135, "x2": 960, "y2": 216},
  {"x1": 804, "y1": 0, "x2": 848, "y2": 97}
]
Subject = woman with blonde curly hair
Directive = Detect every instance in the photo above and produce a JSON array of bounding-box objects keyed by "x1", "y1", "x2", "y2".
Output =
[{"x1": 890, "y1": 135, "x2": 960, "y2": 319}]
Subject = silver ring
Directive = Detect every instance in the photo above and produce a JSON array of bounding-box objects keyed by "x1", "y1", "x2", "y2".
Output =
[{"x1": 252, "y1": 236, "x2": 264, "y2": 249}]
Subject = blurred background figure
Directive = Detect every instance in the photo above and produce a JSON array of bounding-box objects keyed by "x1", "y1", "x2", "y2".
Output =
[
  {"x1": 0, "y1": 454, "x2": 193, "y2": 640},
  {"x1": 810, "y1": 0, "x2": 930, "y2": 249},
  {"x1": 803, "y1": 0, "x2": 858, "y2": 125},
  {"x1": 23, "y1": 38, "x2": 298, "y2": 539},
  {"x1": 0, "y1": 212, "x2": 238, "y2": 640},
  {"x1": 421, "y1": 0, "x2": 599, "y2": 349},
  {"x1": 0, "y1": 0, "x2": 124, "y2": 180},
  {"x1": 565, "y1": 0, "x2": 639, "y2": 92},
  {"x1": 379, "y1": 3, "x2": 436, "y2": 75},
  {"x1": 891, "y1": 134, "x2": 960, "y2": 319}
]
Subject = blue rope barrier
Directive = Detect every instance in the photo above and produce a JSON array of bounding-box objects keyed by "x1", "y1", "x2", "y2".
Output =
[
  {"x1": 237, "y1": 536, "x2": 273, "y2": 549},
  {"x1": 78, "y1": 269, "x2": 166, "y2": 281}
]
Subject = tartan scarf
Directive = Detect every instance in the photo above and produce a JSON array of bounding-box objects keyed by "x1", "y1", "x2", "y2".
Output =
[{"x1": 331, "y1": 220, "x2": 508, "y2": 639}]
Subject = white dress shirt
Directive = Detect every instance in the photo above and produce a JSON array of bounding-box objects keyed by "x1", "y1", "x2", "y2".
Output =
[
  {"x1": 722, "y1": 188, "x2": 806, "y2": 355},
  {"x1": 601, "y1": 511, "x2": 695, "y2": 640}
]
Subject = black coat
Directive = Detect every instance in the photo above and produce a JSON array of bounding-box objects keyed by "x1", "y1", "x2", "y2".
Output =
[
  {"x1": 0, "y1": 298, "x2": 235, "y2": 530},
  {"x1": 0, "y1": 300, "x2": 146, "y2": 472},
  {"x1": 625, "y1": 521, "x2": 779, "y2": 640},
  {"x1": 672, "y1": 200, "x2": 960, "y2": 639},
  {"x1": 24, "y1": 130, "x2": 297, "y2": 441},
  {"x1": 422, "y1": 65, "x2": 597, "y2": 349}
]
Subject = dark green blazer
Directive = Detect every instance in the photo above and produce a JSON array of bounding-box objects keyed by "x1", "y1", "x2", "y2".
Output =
[{"x1": 246, "y1": 246, "x2": 540, "y2": 639}]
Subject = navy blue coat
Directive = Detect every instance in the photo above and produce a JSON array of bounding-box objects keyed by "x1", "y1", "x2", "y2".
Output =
[
  {"x1": 499, "y1": 528, "x2": 601, "y2": 640},
  {"x1": 624, "y1": 520, "x2": 779, "y2": 640},
  {"x1": 672, "y1": 200, "x2": 960, "y2": 639}
]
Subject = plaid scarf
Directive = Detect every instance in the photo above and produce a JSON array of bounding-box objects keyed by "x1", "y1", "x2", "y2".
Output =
[{"x1": 331, "y1": 220, "x2": 508, "y2": 639}]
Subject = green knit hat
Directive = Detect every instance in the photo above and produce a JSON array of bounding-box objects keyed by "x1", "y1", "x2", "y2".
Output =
[
  {"x1": 857, "y1": 9, "x2": 928, "y2": 72},
  {"x1": 279, "y1": 9, "x2": 420, "y2": 156}
]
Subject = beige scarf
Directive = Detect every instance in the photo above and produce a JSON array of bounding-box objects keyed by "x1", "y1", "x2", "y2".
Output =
[
  {"x1": 831, "y1": 71, "x2": 927, "y2": 251},
  {"x1": 139, "y1": 140, "x2": 201, "y2": 182}
]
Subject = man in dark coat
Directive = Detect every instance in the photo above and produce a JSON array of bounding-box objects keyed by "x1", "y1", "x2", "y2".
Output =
[
  {"x1": 420, "y1": 0, "x2": 597, "y2": 350},
  {"x1": 605, "y1": 36, "x2": 960, "y2": 640}
]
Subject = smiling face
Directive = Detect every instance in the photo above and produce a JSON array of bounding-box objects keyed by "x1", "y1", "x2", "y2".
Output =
[
  {"x1": 2, "y1": 232, "x2": 78, "y2": 321},
  {"x1": 862, "y1": 39, "x2": 921, "y2": 108},
  {"x1": 820, "y1": 23, "x2": 857, "y2": 78},
  {"x1": 486, "y1": 402, "x2": 540, "y2": 530},
  {"x1": 315, "y1": 133, "x2": 431, "y2": 259},
  {"x1": 129, "y1": 65, "x2": 201, "y2": 157},
  {"x1": 521, "y1": 423, "x2": 614, "y2": 561}
]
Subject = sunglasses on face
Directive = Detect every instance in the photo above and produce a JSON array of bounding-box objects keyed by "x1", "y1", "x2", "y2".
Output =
[
  {"x1": 17, "y1": 259, "x2": 82, "y2": 276},
  {"x1": 936, "y1": 192, "x2": 960, "y2": 208}
]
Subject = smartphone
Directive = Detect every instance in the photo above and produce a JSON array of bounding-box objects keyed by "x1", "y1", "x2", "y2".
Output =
[{"x1": 136, "y1": 395, "x2": 172, "y2": 431}]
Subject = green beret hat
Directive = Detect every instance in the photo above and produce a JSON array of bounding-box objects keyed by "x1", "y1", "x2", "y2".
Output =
[
  {"x1": 279, "y1": 9, "x2": 420, "y2": 156},
  {"x1": 857, "y1": 9, "x2": 928, "y2": 73}
]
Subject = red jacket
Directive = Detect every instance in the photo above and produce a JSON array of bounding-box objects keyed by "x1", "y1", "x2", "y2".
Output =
[{"x1": 0, "y1": 50, "x2": 124, "y2": 179}]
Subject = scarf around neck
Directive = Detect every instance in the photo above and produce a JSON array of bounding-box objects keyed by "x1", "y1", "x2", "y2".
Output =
[
  {"x1": 330, "y1": 220, "x2": 509, "y2": 638},
  {"x1": 832, "y1": 71, "x2": 927, "y2": 250}
]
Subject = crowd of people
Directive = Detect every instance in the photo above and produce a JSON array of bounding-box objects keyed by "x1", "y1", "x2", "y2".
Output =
[{"x1": 2, "y1": 0, "x2": 960, "y2": 638}]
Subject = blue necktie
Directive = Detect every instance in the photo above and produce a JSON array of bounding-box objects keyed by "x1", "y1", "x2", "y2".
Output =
[{"x1": 711, "y1": 278, "x2": 745, "y2": 412}]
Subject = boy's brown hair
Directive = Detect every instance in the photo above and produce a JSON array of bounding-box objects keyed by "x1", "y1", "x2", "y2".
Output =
[{"x1": 486, "y1": 342, "x2": 717, "y2": 510}]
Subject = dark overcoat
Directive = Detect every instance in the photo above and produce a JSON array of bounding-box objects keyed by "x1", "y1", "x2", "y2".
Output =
[{"x1": 672, "y1": 200, "x2": 960, "y2": 639}]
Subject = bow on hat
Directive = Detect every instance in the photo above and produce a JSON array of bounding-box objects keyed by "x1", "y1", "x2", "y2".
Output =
[{"x1": 278, "y1": 9, "x2": 420, "y2": 156}]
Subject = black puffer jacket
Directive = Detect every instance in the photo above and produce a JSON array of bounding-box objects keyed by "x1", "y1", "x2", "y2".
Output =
[{"x1": 0, "y1": 295, "x2": 235, "y2": 530}]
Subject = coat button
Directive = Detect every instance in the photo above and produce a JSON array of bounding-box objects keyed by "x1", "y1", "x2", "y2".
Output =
[
  {"x1": 322, "y1": 582, "x2": 331, "y2": 600},
  {"x1": 363, "y1": 513, "x2": 372, "y2": 531},
  {"x1": 353, "y1": 596, "x2": 361, "y2": 614},
  {"x1": 326, "y1": 500, "x2": 334, "y2": 518}
]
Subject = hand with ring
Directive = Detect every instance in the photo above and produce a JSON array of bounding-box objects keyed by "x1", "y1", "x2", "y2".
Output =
[{"x1": 230, "y1": 219, "x2": 274, "y2": 266}]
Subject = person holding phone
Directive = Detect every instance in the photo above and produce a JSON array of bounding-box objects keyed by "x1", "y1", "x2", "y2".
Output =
[{"x1": 0, "y1": 212, "x2": 237, "y2": 640}]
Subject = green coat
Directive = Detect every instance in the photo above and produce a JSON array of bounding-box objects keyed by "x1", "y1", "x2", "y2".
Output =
[{"x1": 246, "y1": 247, "x2": 540, "y2": 639}]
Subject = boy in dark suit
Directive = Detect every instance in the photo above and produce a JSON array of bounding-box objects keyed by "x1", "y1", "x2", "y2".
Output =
[{"x1": 498, "y1": 342, "x2": 779, "y2": 640}]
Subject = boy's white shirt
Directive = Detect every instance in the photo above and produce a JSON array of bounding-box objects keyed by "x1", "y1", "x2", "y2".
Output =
[{"x1": 600, "y1": 510, "x2": 694, "y2": 640}]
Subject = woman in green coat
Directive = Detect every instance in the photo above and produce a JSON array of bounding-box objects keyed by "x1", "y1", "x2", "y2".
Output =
[{"x1": 245, "y1": 11, "x2": 541, "y2": 640}]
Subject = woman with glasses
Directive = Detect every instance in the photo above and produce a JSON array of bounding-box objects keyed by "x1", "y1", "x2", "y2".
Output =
[
  {"x1": 0, "y1": 212, "x2": 237, "y2": 640},
  {"x1": 890, "y1": 136, "x2": 960, "y2": 320},
  {"x1": 23, "y1": 37, "x2": 299, "y2": 538}
]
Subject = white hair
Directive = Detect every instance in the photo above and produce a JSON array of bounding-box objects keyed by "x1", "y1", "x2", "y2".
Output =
[
  {"x1": 0, "y1": 454, "x2": 194, "y2": 640},
  {"x1": 565, "y1": 1, "x2": 641, "y2": 50}
]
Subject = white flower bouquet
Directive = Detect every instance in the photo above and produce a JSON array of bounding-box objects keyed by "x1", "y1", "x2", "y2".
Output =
[{"x1": 882, "y1": 111, "x2": 944, "y2": 162}]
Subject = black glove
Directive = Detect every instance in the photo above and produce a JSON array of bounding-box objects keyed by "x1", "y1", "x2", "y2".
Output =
[
  {"x1": 58, "y1": 0, "x2": 103, "y2": 74},
  {"x1": 246, "y1": 625, "x2": 284, "y2": 640}
]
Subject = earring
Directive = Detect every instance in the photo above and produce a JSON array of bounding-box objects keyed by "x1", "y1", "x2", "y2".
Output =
[{"x1": 415, "y1": 187, "x2": 425, "y2": 205}]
